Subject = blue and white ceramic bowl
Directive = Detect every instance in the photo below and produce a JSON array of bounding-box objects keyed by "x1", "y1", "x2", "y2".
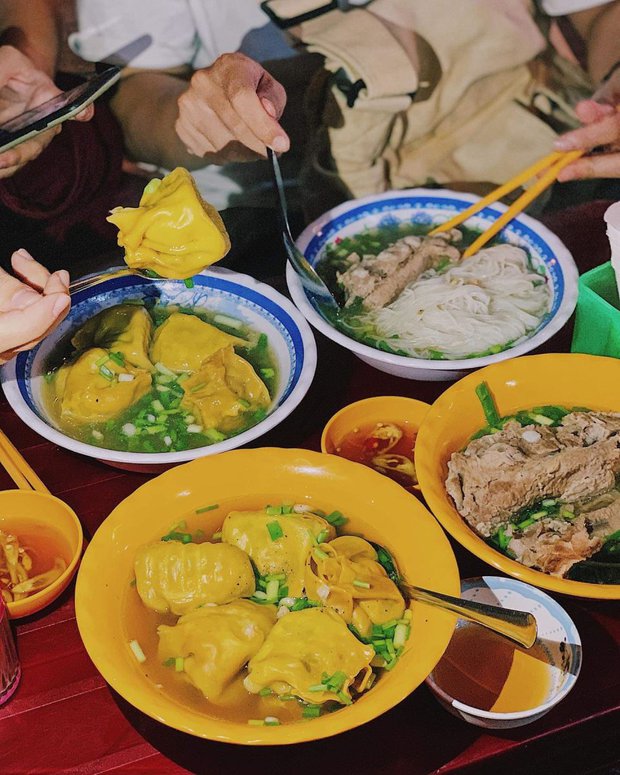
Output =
[
  {"x1": 286, "y1": 189, "x2": 579, "y2": 381},
  {"x1": 2, "y1": 267, "x2": 317, "y2": 471},
  {"x1": 425, "y1": 576, "x2": 582, "y2": 729}
]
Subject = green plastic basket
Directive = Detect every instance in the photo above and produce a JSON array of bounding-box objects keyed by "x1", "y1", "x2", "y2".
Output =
[{"x1": 571, "y1": 262, "x2": 620, "y2": 358}]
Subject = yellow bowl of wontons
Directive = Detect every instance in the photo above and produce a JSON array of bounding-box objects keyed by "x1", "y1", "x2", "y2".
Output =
[
  {"x1": 75, "y1": 448, "x2": 459, "y2": 744},
  {"x1": 416, "y1": 353, "x2": 620, "y2": 600}
]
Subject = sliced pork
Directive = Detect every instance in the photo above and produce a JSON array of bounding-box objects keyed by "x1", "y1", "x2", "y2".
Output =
[{"x1": 337, "y1": 229, "x2": 462, "y2": 310}]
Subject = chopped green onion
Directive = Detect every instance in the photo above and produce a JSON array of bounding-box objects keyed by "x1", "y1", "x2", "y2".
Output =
[
  {"x1": 475, "y1": 382, "x2": 500, "y2": 427},
  {"x1": 211, "y1": 531, "x2": 222, "y2": 541},
  {"x1": 151, "y1": 399, "x2": 165, "y2": 413},
  {"x1": 129, "y1": 639, "x2": 146, "y2": 663},
  {"x1": 326, "y1": 671, "x2": 347, "y2": 691},
  {"x1": 265, "y1": 573, "x2": 286, "y2": 582},
  {"x1": 316, "y1": 529, "x2": 329, "y2": 544},
  {"x1": 267, "y1": 520, "x2": 284, "y2": 542},
  {"x1": 213, "y1": 313, "x2": 243, "y2": 330},
  {"x1": 156, "y1": 384, "x2": 170, "y2": 393},
  {"x1": 352, "y1": 579, "x2": 371, "y2": 589},
  {"x1": 393, "y1": 623, "x2": 409, "y2": 650},
  {"x1": 542, "y1": 499, "x2": 557, "y2": 507},
  {"x1": 529, "y1": 413, "x2": 555, "y2": 426},
  {"x1": 99, "y1": 365, "x2": 114, "y2": 380},
  {"x1": 174, "y1": 658, "x2": 184, "y2": 672},
  {"x1": 146, "y1": 425, "x2": 166, "y2": 434},
  {"x1": 190, "y1": 383, "x2": 206, "y2": 393},
  {"x1": 258, "y1": 687, "x2": 273, "y2": 697},
  {"x1": 307, "y1": 684, "x2": 326, "y2": 692},
  {"x1": 314, "y1": 548, "x2": 328, "y2": 560},
  {"x1": 196, "y1": 504, "x2": 218, "y2": 513},
  {"x1": 205, "y1": 428, "x2": 225, "y2": 443},
  {"x1": 184, "y1": 278, "x2": 195, "y2": 288},
  {"x1": 281, "y1": 504, "x2": 293, "y2": 515},
  {"x1": 266, "y1": 578, "x2": 280, "y2": 600},
  {"x1": 264, "y1": 717, "x2": 280, "y2": 726},
  {"x1": 336, "y1": 691, "x2": 352, "y2": 705},
  {"x1": 109, "y1": 351, "x2": 125, "y2": 367},
  {"x1": 265, "y1": 505, "x2": 283, "y2": 516},
  {"x1": 252, "y1": 591, "x2": 268, "y2": 600},
  {"x1": 496, "y1": 526, "x2": 511, "y2": 551},
  {"x1": 529, "y1": 510, "x2": 548, "y2": 520},
  {"x1": 324, "y1": 510, "x2": 348, "y2": 527},
  {"x1": 155, "y1": 361, "x2": 177, "y2": 377},
  {"x1": 260, "y1": 368, "x2": 275, "y2": 380},
  {"x1": 248, "y1": 719, "x2": 265, "y2": 726},
  {"x1": 162, "y1": 657, "x2": 175, "y2": 668},
  {"x1": 302, "y1": 705, "x2": 321, "y2": 719},
  {"x1": 561, "y1": 508, "x2": 576, "y2": 519},
  {"x1": 238, "y1": 398, "x2": 250, "y2": 409},
  {"x1": 95, "y1": 354, "x2": 109, "y2": 367}
]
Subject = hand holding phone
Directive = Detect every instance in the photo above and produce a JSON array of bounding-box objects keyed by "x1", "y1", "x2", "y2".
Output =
[{"x1": 0, "y1": 45, "x2": 100, "y2": 179}]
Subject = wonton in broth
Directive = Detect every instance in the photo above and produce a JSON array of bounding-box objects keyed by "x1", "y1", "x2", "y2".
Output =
[
  {"x1": 126, "y1": 499, "x2": 412, "y2": 726},
  {"x1": 43, "y1": 304, "x2": 276, "y2": 453}
]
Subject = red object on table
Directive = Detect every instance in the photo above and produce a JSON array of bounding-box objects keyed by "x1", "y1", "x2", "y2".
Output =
[{"x1": 0, "y1": 204, "x2": 618, "y2": 774}]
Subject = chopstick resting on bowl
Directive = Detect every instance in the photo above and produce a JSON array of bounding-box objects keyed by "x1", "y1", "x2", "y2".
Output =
[
  {"x1": 0, "y1": 429, "x2": 50, "y2": 493},
  {"x1": 429, "y1": 150, "x2": 584, "y2": 257}
]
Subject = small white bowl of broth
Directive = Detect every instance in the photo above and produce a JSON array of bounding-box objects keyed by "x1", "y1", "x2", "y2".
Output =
[{"x1": 425, "y1": 576, "x2": 582, "y2": 729}]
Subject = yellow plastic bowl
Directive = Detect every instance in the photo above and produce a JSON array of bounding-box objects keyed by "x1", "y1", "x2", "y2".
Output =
[
  {"x1": 0, "y1": 489, "x2": 83, "y2": 618},
  {"x1": 75, "y1": 448, "x2": 459, "y2": 745},
  {"x1": 416, "y1": 353, "x2": 620, "y2": 600}
]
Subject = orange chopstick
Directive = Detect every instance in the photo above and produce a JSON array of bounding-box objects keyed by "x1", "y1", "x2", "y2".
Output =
[{"x1": 428, "y1": 149, "x2": 583, "y2": 255}]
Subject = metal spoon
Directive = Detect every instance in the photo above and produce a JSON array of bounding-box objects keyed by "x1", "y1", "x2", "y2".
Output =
[
  {"x1": 267, "y1": 148, "x2": 341, "y2": 312},
  {"x1": 399, "y1": 582, "x2": 537, "y2": 648},
  {"x1": 69, "y1": 267, "x2": 156, "y2": 295}
]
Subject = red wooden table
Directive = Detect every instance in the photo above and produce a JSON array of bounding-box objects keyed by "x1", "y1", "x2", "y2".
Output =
[{"x1": 0, "y1": 202, "x2": 618, "y2": 775}]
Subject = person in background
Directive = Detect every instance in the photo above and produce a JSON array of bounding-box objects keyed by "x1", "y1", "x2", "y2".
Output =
[
  {"x1": 0, "y1": 250, "x2": 70, "y2": 364},
  {"x1": 551, "y1": 1, "x2": 620, "y2": 180}
]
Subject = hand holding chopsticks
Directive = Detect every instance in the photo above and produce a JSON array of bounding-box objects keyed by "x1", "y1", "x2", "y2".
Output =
[{"x1": 429, "y1": 150, "x2": 583, "y2": 257}]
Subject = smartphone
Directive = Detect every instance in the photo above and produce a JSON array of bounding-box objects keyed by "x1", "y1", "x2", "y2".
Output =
[{"x1": 0, "y1": 65, "x2": 121, "y2": 154}]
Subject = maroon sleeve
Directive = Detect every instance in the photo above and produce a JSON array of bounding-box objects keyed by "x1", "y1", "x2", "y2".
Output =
[{"x1": 0, "y1": 99, "x2": 124, "y2": 241}]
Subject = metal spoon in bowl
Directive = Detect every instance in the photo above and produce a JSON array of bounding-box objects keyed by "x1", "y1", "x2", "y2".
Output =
[
  {"x1": 267, "y1": 148, "x2": 341, "y2": 312},
  {"x1": 399, "y1": 581, "x2": 537, "y2": 648}
]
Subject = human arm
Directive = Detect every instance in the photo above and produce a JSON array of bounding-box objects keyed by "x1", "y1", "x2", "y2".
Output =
[
  {"x1": 110, "y1": 52, "x2": 289, "y2": 169},
  {"x1": 0, "y1": 250, "x2": 70, "y2": 365},
  {"x1": 553, "y1": 1, "x2": 620, "y2": 179}
]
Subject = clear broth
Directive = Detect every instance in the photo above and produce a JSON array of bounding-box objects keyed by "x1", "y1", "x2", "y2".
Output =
[{"x1": 431, "y1": 624, "x2": 552, "y2": 712}]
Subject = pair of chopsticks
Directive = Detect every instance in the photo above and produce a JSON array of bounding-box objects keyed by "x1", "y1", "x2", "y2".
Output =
[
  {"x1": 0, "y1": 429, "x2": 49, "y2": 493},
  {"x1": 429, "y1": 149, "x2": 583, "y2": 257}
]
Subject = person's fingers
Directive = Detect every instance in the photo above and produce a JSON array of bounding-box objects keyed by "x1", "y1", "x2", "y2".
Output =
[
  {"x1": 574, "y1": 99, "x2": 615, "y2": 125},
  {"x1": 554, "y1": 111, "x2": 620, "y2": 151},
  {"x1": 0, "y1": 293, "x2": 70, "y2": 353},
  {"x1": 0, "y1": 125, "x2": 61, "y2": 178},
  {"x1": 558, "y1": 151, "x2": 620, "y2": 181},
  {"x1": 72, "y1": 103, "x2": 94, "y2": 122},
  {"x1": 10, "y1": 248, "x2": 51, "y2": 291},
  {"x1": 256, "y1": 70, "x2": 287, "y2": 121},
  {"x1": 228, "y1": 76, "x2": 289, "y2": 153},
  {"x1": 43, "y1": 269, "x2": 70, "y2": 295}
]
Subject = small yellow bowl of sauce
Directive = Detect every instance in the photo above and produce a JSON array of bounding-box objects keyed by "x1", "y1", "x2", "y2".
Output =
[
  {"x1": 425, "y1": 576, "x2": 581, "y2": 729},
  {"x1": 0, "y1": 490, "x2": 83, "y2": 618},
  {"x1": 321, "y1": 396, "x2": 430, "y2": 493}
]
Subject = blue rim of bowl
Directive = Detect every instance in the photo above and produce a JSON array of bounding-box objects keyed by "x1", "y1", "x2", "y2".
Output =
[
  {"x1": 430, "y1": 575, "x2": 582, "y2": 720},
  {"x1": 287, "y1": 188, "x2": 578, "y2": 372},
  {"x1": 2, "y1": 268, "x2": 317, "y2": 464}
]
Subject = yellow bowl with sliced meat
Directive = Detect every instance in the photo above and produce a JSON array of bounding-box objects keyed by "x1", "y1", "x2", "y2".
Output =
[
  {"x1": 75, "y1": 448, "x2": 459, "y2": 744},
  {"x1": 416, "y1": 353, "x2": 620, "y2": 600}
]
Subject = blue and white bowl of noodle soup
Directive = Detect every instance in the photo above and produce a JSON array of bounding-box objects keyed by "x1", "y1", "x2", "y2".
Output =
[
  {"x1": 1, "y1": 268, "x2": 317, "y2": 471},
  {"x1": 286, "y1": 189, "x2": 578, "y2": 381}
]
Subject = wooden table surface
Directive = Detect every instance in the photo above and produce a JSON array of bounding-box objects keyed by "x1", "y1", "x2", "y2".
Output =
[{"x1": 0, "y1": 203, "x2": 618, "y2": 775}]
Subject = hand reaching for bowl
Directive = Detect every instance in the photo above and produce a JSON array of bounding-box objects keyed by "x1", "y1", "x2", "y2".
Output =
[
  {"x1": 175, "y1": 52, "x2": 290, "y2": 164},
  {"x1": 554, "y1": 70, "x2": 620, "y2": 181},
  {"x1": 0, "y1": 250, "x2": 70, "y2": 364},
  {"x1": 0, "y1": 45, "x2": 94, "y2": 179}
]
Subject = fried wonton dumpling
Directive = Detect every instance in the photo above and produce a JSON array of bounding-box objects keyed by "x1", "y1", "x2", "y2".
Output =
[
  {"x1": 53, "y1": 347, "x2": 151, "y2": 423},
  {"x1": 181, "y1": 346, "x2": 270, "y2": 433},
  {"x1": 222, "y1": 510, "x2": 336, "y2": 596},
  {"x1": 305, "y1": 536, "x2": 405, "y2": 638},
  {"x1": 158, "y1": 600, "x2": 276, "y2": 703},
  {"x1": 244, "y1": 608, "x2": 375, "y2": 705},
  {"x1": 107, "y1": 167, "x2": 231, "y2": 280},
  {"x1": 134, "y1": 541, "x2": 256, "y2": 615},
  {"x1": 71, "y1": 304, "x2": 153, "y2": 372},
  {"x1": 150, "y1": 312, "x2": 245, "y2": 373}
]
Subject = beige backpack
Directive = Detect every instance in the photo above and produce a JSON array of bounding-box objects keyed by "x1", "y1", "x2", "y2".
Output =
[{"x1": 263, "y1": 0, "x2": 592, "y2": 216}]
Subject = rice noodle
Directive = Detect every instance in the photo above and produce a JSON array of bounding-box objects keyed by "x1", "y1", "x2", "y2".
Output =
[{"x1": 360, "y1": 245, "x2": 550, "y2": 359}]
